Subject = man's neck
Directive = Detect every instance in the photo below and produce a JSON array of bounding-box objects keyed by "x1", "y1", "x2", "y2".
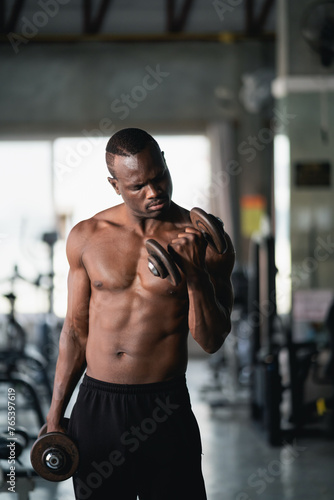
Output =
[{"x1": 124, "y1": 202, "x2": 178, "y2": 236}]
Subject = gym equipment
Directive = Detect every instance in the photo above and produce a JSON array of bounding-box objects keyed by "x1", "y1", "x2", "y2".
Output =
[
  {"x1": 189, "y1": 207, "x2": 227, "y2": 255},
  {"x1": 248, "y1": 234, "x2": 283, "y2": 446},
  {"x1": 146, "y1": 239, "x2": 182, "y2": 286},
  {"x1": 287, "y1": 334, "x2": 334, "y2": 438},
  {"x1": 0, "y1": 288, "x2": 52, "y2": 428},
  {"x1": 0, "y1": 427, "x2": 29, "y2": 460},
  {"x1": 38, "y1": 231, "x2": 61, "y2": 369},
  {"x1": 146, "y1": 207, "x2": 227, "y2": 285},
  {"x1": 30, "y1": 417, "x2": 79, "y2": 482},
  {"x1": 0, "y1": 426, "x2": 35, "y2": 499},
  {"x1": 0, "y1": 266, "x2": 54, "y2": 402},
  {"x1": 41, "y1": 231, "x2": 58, "y2": 316},
  {"x1": 249, "y1": 234, "x2": 334, "y2": 443},
  {"x1": 0, "y1": 470, "x2": 35, "y2": 500},
  {"x1": 0, "y1": 371, "x2": 45, "y2": 428}
]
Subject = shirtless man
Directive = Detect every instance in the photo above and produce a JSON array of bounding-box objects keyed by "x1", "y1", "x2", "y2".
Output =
[{"x1": 46, "y1": 128, "x2": 235, "y2": 500}]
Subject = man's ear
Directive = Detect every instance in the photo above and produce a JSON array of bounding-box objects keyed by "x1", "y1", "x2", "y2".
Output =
[{"x1": 108, "y1": 177, "x2": 121, "y2": 195}]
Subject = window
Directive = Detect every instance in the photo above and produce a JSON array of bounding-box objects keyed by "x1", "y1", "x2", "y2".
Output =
[{"x1": 1, "y1": 134, "x2": 210, "y2": 317}]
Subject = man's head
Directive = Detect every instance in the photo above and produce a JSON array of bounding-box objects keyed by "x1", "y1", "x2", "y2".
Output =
[
  {"x1": 105, "y1": 128, "x2": 173, "y2": 219},
  {"x1": 106, "y1": 128, "x2": 160, "y2": 178}
]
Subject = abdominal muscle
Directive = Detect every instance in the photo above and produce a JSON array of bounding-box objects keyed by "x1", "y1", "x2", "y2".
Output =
[{"x1": 85, "y1": 288, "x2": 189, "y2": 384}]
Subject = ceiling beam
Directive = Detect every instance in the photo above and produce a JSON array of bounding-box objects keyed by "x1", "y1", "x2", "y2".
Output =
[
  {"x1": 166, "y1": 0, "x2": 195, "y2": 33},
  {"x1": 245, "y1": 0, "x2": 275, "y2": 36},
  {"x1": 83, "y1": 0, "x2": 91, "y2": 34},
  {"x1": 83, "y1": 0, "x2": 113, "y2": 34},
  {"x1": 4, "y1": 0, "x2": 26, "y2": 33},
  {"x1": 245, "y1": 0, "x2": 255, "y2": 36},
  {"x1": 255, "y1": 0, "x2": 275, "y2": 34},
  {"x1": 0, "y1": 31, "x2": 275, "y2": 45},
  {"x1": 0, "y1": 1, "x2": 5, "y2": 33}
]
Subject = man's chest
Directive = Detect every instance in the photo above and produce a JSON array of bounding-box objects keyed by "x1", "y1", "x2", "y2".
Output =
[{"x1": 82, "y1": 229, "x2": 186, "y2": 295}]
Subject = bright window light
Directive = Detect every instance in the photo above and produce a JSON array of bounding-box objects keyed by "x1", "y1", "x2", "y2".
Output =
[
  {"x1": 53, "y1": 134, "x2": 211, "y2": 226},
  {"x1": 274, "y1": 134, "x2": 291, "y2": 315},
  {"x1": 0, "y1": 141, "x2": 54, "y2": 314},
  {"x1": 0, "y1": 134, "x2": 209, "y2": 317},
  {"x1": 53, "y1": 134, "x2": 210, "y2": 316}
]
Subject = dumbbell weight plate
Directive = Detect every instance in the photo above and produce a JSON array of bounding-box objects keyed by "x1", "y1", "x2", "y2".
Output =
[
  {"x1": 190, "y1": 207, "x2": 227, "y2": 255},
  {"x1": 31, "y1": 432, "x2": 79, "y2": 482},
  {"x1": 38, "y1": 423, "x2": 48, "y2": 438},
  {"x1": 146, "y1": 239, "x2": 181, "y2": 287},
  {"x1": 31, "y1": 419, "x2": 79, "y2": 482}
]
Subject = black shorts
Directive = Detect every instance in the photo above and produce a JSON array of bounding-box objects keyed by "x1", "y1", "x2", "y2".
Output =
[{"x1": 68, "y1": 374, "x2": 207, "y2": 500}]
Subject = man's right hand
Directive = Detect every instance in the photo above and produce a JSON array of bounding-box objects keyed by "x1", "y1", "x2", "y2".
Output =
[{"x1": 45, "y1": 417, "x2": 68, "y2": 435}]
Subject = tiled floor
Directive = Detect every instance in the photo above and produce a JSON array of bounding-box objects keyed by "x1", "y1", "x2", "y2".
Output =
[{"x1": 0, "y1": 358, "x2": 333, "y2": 499}]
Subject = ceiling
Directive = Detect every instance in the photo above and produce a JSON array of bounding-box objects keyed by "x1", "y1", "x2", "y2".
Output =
[{"x1": 0, "y1": 0, "x2": 276, "y2": 41}]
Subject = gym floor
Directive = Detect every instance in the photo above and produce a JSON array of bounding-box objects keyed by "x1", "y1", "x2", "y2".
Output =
[{"x1": 1, "y1": 358, "x2": 334, "y2": 500}]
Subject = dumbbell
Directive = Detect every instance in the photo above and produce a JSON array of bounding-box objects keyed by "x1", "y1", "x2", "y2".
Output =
[
  {"x1": 30, "y1": 418, "x2": 79, "y2": 482},
  {"x1": 146, "y1": 207, "x2": 227, "y2": 286}
]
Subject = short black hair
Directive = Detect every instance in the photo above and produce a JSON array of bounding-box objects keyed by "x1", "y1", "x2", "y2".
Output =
[{"x1": 106, "y1": 128, "x2": 160, "y2": 177}]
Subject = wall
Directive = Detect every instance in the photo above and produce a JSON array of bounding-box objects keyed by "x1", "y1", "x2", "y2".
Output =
[
  {"x1": 0, "y1": 41, "x2": 240, "y2": 135},
  {"x1": 0, "y1": 39, "x2": 275, "y2": 262}
]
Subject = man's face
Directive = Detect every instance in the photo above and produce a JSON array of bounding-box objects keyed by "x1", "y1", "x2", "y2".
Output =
[{"x1": 109, "y1": 144, "x2": 173, "y2": 219}]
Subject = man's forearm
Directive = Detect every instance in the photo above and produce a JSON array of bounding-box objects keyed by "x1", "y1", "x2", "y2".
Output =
[
  {"x1": 47, "y1": 330, "x2": 86, "y2": 430},
  {"x1": 187, "y1": 270, "x2": 231, "y2": 354}
]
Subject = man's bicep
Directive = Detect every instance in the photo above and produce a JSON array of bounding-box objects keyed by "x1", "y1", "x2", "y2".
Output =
[
  {"x1": 66, "y1": 267, "x2": 91, "y2": 333},
  {"x1": 65, "y1": 227, "x2": 91, "y2": 336}
]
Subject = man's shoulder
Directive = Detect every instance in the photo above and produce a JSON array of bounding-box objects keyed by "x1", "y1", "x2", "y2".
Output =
[
  {"x1": 68, "y1": 217, "x2": 98, "y2": 241},
  {"x1": 72, "y1": 205, "x2": 124, "y2": 233},
  {"x1": 67, "y1": 205, "x2": 124, "y2": 248},
  {"x1": 92, "y1": 204, "x2": 125, "y2": 225}
]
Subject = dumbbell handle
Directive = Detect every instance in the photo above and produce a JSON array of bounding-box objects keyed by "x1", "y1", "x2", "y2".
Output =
[{"x1": 146, "y1": 208, "x2": 227, "y2": 286}]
